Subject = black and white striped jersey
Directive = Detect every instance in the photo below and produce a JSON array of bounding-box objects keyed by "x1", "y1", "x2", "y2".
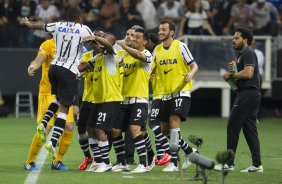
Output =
[{"x1": 44, "y1": 22, "x2": 93, "y2": 74}]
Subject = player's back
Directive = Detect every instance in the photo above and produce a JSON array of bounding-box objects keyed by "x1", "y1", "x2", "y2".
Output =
[{"x1": 46, "y1": 21, "x2": 93, "y2": 74}]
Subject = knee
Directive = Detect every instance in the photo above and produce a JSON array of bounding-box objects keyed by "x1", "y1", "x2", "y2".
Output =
[
  {"x1": 161, "y1": 123, "x2": 170, "y2": 135},
  {"x1": 65, "y1": 122, "x2": 73, "y2": 131},
  {"x1": 95, "y1": 129, "x2": 106, "y2": 139},
  {"x1": 130, "y1": 125, "x2": 141, "y2": 138},
  {"x1": 112, "y1": 128, "x2": 122, "y2": 138}
]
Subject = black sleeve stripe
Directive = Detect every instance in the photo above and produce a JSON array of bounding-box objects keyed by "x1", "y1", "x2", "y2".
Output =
[
  {"x1": 85, "y1": 26, "x2": 92, "y2": 36},
  {"x1": 46, "y1": 23, "x2": 56, "y2": 27},
  {"x1": 44, "y1": 24, "x2": 47, "y2": 32},
  {"x1": 244, "y1": 64, "x2": 255, "y2": 67},
  {"x1": 182, "y1": 44, "x2": 193, "y2": 61},
  {"x1": 188, "y1": 59, "x2": 195, "y2": 65},
  {"x1": 182, "y1": 53, "x2": 188, "y2": 63}
]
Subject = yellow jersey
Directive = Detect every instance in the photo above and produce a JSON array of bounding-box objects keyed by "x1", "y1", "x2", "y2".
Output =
[
  {"x1": 121, "y1": 49, "x2": 152, "y2": 99},
  {"x1": 81, "y1": 51, "x2": 95, "y2": 102},
  {"x1": 154, "y1": 40, "x2": 194, "y2": 95},
  {"x1": 116, "y1": 49, "x2": 126, "y2": 92},
  {"x1": 91, "y1": 51, "x2": 123, "y2": 103},
  {"x1": 38, "y1": 39, "x2": 55, "y2": 94},
  {"x1": 151, "y1": 61, "x2": 163, "y2": 99}
]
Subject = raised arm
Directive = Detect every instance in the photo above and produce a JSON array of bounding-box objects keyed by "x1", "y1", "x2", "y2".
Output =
[
  {"x1": 19, "y1": 17, "x2": 44, "y2": 30},
  {"x1": 83, "y1": 36, "x2": 115, "y2": 55},
  {"x1": 116, "y1": 40, "x2": 147, "y2": 62}
]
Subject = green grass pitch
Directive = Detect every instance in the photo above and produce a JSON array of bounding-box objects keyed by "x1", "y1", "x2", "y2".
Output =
[{"x1": 0, "y1": 117, "x2": 281, "y2": 184}]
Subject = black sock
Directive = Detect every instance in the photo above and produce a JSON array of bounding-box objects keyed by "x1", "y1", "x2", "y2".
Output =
[
  {"x1": 50, "y1": 113, "x2": 66, "y2": 147},
  {"x1": 134, "y1": 134, "x2": 147, "y2": 166},
  {"x1": 78, "y1": 132, "x2": 91, "y2": 158},
  {"x1": 89, "y1": 138, "x2": 102, "y2": 163},
  {"x1": 112, "y1": 135, "x2": 126, "y2": 165},
  {"x1": 41, "y1": 101, "x2": 59, "y2": 128},
  {"x1": 99, "y1": 141, "x2": 110, "y2": 164}
]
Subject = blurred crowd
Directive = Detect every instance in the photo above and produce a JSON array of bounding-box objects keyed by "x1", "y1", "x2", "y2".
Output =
[{"x1": 0, "y1": 0, "x2": 282, "y2": 48}]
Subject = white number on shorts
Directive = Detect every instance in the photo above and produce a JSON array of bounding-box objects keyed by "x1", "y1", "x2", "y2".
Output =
[
  {"x1": 151, "y1": 109, "x2": 159, "y2": 117},
  {"x1": 175, "y1": 98, "x2": 183, "y2": 107},
  {"x1": 98, "y1": 112, "x2": 106, "y2": 122},
  {"x1": 137, "y1": 109, "x2": 142, "y2": 118}
]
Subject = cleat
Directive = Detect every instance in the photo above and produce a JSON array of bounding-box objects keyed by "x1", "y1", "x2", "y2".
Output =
[
  {"x1": 214, "y1": 164, "x2": 235, "y2": 171},
  {"x1": 37, "y1": 123, "x2": 46, "y2": 143},
  {"x1": 78, "y1": 157, "x2": 92, "y2": 170},
  {"x1": 93, "y1": 162, "x2": 112, "y2": 173},
  {"x1": 155, "y1": 158, "x2": 160, "y2": 165},
  {"x1": 157, "y1": 153, "x2": 171, "y2": 165},
  {"x1": 240, "y1": 165, "x2": 263, "y2": 173},
  {"x1": 86, "y1": 162, "x2": 100, "y2": 172},
  {"x1": 162, "y1": 162, "x2": 178, "y2": 172},
  {"x1": 182, "y1": 148, "x2": 197, "y2": 169},
  {"x1": 147, "y1": 156, "x2": 156, "y2": 171},
  {"x1": 24, "y1": 162, "x2": 40, "y2": 171},
  {"x1": 45, "y1": 141, "x2": 56, "y2": 160},
  {"x1": 131, "y1": 164, "x2": 149, "y2": 173},
  {"x1": 112, "y1": 163, "x2": 130, "y2": 172},
  {"x1": 51, "y1": 161, "x2": 69, "y2": 171}
]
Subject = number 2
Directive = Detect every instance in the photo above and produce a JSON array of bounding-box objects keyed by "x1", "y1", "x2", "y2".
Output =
[{"x1": 137, "y1": 109, "x2": 142, "y2": 118}]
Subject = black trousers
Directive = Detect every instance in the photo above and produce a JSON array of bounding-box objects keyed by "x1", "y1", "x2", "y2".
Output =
[{"x1": 227, "y1": 89, "x2": 262, "y2": 167}]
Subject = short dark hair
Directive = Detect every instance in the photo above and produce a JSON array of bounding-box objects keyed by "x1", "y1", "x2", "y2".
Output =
[
  {"x1": 131, "y1": 25, "x2": 144, "y2": 30},
  {"x1": 235, "y1": 28, "x2": 253, "y2": 46},
  {"x1": 66, "y1": 7, "x2": 82, "y2": 22},
  {"x1": 135, "y1": 28, "x2": 149, "y2": 41},
  {"x1": 149, "y1": 33, "x2": 159, "y2": 45},
  {"x1": 160, "y1": 19, "x2": 176, "y2": 32}
]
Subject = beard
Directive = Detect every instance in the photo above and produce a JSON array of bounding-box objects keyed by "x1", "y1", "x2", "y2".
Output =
[
  {"x1": 125, "y1": 39, "x2": 132, "y2": 47},
  {"x1": 233, "y1": 42, "x2": 244, "y2": 51},
  {"x1": 159, "y1": 33, "x2": 170, "y2": 42}
]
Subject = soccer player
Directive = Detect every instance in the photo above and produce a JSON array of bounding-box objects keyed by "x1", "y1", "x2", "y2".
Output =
[
  {"x1": 24, "y1": 38, "x2": 74, "y2": 171},
  {"x1": 79, "y1": 33, "x2": 123, "y2": 172},
  {"x1": 20, "y1": 7, "x2": 93, "y2": 160},
  {"x1": 112, "y1": 27, "x2": 153, "y2": 173},
  {"x1": 148, "y1": 33, "x2": 171, "y2": 165},
  {"x1": 215, "y1": 28, "x2": 263, "y2": 173},
  {"x1": 77, "y1": 30, "x2": 104, "y2": 171},
  {"x1": 153, "y1": 19, "x2": 198, "y2": 172}
]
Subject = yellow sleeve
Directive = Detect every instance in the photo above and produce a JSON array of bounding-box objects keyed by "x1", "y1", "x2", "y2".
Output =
[
  {"x1": 38, "y1": 40, "x2": 51, "y2": 60},
  {"x1": 81, "y1": 51, "x2": 93, "y2": 63}
]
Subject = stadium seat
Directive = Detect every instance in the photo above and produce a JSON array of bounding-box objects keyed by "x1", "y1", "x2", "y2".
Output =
[{"x1": 15, "y1": 91, "x2": 34, "y2": 118}]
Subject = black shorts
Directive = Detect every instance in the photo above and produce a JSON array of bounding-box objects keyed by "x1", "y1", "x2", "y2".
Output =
[
  {"x1": 87, "y1": 104, "x2": 98, "y2": 128},
  {"x1": 113, "y1": 103, "x2": 148, "y2": 131},
  {"x1": 149, "y1": 99, "x2": 162, "y2": 126},
  {"x1": 158, "y1": 97, "x2": 191, "y2": 123},
  {"x1": 48, "y1": 65, "x2": 77, "y2": 107},
  {"x1": 76, "y1": 101, "x2": 93, "y2": 127},
  {"x1": 88, "y1": 102, "x2": 120, "y2": 132}
]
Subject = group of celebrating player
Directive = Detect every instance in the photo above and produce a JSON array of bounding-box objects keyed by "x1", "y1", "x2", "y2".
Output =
[{"x1": 21, "y1": 6, "x2": 198, "y2": 174}]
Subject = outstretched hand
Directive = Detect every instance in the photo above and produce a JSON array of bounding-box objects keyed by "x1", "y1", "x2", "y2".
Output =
[
  {"x1": 19, "y1": 17, "x2": 30, "y2": 26},
  {"x1": 116, "y1": 40, "x2": 127, "y2": 48}
]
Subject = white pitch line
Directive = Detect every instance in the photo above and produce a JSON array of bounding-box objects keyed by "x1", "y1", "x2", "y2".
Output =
[{"x1": 24, "y1": 131, "x2": 53, "y2": 184}]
